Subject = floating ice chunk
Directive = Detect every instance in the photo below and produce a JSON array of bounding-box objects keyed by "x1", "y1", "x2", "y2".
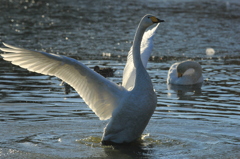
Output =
[{"x1": 206, "y1": 48, "x2": 215, "y2": 56}]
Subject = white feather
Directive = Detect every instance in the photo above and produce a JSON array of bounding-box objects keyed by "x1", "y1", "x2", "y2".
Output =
[
  {"x1": 167, "y1": 61, "x2": 203, "y2": 85},
  {"x1": 1, "y1": 43, "x2": 124, "y2": 120},
  {"x1": 0, "y1": 14, "x2": 162, "y2": 144},
  {"x1": 122, "y1": 23, "x2": 159, "y2": 90}
]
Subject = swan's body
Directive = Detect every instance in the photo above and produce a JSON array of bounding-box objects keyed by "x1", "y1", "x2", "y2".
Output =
[
  {"x1": 0, "y1": 15, "x2": 163, "y2": 144},
  {"x1": 167, "y1": 61, "x2": 203, "y2": 85}
]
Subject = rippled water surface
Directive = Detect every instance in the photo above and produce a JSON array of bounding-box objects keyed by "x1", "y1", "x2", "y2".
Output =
[{"x1": 0, "y1": 0, "x2": 240, "y2": 158}]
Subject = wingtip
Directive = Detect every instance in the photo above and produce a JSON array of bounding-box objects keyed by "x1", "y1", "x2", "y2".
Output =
[
  {"x1": 1, "y1": 42, "x2": 9, "y2": 50},
  {"x1": 0, "y1": 43, "x2": 17, "y2": 53},
  {"x1": 0, "y1": 43, "x2": 5, "y2": 52},
  {"x1": 2, "y1": 42, "x2": 8, "y2": 47},
  {"x1": 2, "y1": 42, "x2": 12, "y2": 48},
  {"x1": 1, "y1": 43, "x2": 22, "y2": 51},
  {"x1": 0, "y1": 43, "x2": 7, "y2": 52}
]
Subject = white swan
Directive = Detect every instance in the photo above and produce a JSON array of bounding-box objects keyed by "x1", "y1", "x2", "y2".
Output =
[
  {"x1": 167, "y1": 60, "x2": 203, "y2": 85},
  {"x1": 0, "y1": 14, "x2": 164, "y2": 144}
]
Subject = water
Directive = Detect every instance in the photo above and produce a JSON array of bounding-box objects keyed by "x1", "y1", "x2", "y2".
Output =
[{"x1": 0, "y1": 0, "x2": 240, "y2": 158}]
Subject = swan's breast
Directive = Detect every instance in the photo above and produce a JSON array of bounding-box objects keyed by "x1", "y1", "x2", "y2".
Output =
[{"x1": 102, "y1": 89, "x2": 156, "y2": 143}]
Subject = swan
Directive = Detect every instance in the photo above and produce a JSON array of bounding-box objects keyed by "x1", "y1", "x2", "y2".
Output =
[
  {"x1": 167, "y1": 60, "x2": 203, "y2": 85},
  {"x1": 0, "y1": 14, "x2": 164, "y2": 144}
]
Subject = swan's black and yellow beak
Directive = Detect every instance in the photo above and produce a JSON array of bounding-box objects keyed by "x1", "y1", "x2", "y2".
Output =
[
  {"x1": 150, "y1": 16, "x2": 164, "y2": 23},
  {"x1": 178, "y1": 73, "x2": 183, "y2": 78}
]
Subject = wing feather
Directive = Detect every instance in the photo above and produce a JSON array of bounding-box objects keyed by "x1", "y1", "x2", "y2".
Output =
[
  {"x1": 0, "y1": 43, "x2": 126, "y2": 120},
  {"x1": 122, "y1": 24, "x2": 159, "y2": 90}
]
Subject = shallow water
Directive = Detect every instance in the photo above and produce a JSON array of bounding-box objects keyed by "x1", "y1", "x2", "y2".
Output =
[{"x1": 0, "y1": 0, "x2": 240, "y2": 158}]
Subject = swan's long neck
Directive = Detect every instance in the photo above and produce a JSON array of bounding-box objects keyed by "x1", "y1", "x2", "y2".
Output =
[
  {"x1": 132, "y1": 23, "x2": 146, "y2": 67},
  {"x1": 132, "y1": 22, "x2": 153, "y2": 90}
]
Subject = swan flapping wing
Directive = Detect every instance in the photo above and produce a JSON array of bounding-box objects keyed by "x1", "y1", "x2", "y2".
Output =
[
  {"x1": 0, "y1": 43, "x2": 125, "y2": 120},
  {"x1": 122, "y1": 24, "x2": 159, "y2": 90},
  {"x1": 140, "y1": 23, "x2": 160, "y2": 67}
]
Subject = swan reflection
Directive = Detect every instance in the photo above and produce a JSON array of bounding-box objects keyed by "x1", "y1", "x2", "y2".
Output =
[
  {"x1": 167, "y1": 83, "x2": 202, "y2": 100},
  {"x1": 103, "y1": 140, "x2": 153, "y2": 158}
]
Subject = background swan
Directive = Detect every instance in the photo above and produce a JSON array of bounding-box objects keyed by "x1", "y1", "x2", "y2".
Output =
[
  {"x1": 167, "y1": 60, "x2": 203, "y2": 85},
  {"x1": 0, "y1": 14, "x2": 164, "y2": 144}
]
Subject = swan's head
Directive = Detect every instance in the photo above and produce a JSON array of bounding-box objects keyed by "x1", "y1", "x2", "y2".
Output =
[
  {"x1": 141, "y1": 14, "x2": 164, "y2": 27},
  {"x1": 177, "y1": 61, "x2": 202, "y2": 78}
]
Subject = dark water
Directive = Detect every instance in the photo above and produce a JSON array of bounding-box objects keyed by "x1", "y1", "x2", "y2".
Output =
[{"x1": 0, "y1": 0, "x2": 240, "y2": 158}]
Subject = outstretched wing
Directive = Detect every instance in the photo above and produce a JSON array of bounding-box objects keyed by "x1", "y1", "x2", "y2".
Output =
[
  {"x1": 0, "y1": 43, "x2": 126, "y2": 120},
  {"x1": 122, "y1": 24, "x2": 159, "y2": 90}
]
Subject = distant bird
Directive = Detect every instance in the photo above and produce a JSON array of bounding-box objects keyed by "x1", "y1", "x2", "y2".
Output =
[
  {"x1": 60, "y1": 80, "x2": 72, "y2": 95},
  {"x1": 167, "y1": 60, "x2": 203, "y2": 85},
  {"x1": 93, "y1": 66, "x2": 116, "y2": 78},
  {"x1": 0, "y1": 14, "x2": 163, "y2": 144}
]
